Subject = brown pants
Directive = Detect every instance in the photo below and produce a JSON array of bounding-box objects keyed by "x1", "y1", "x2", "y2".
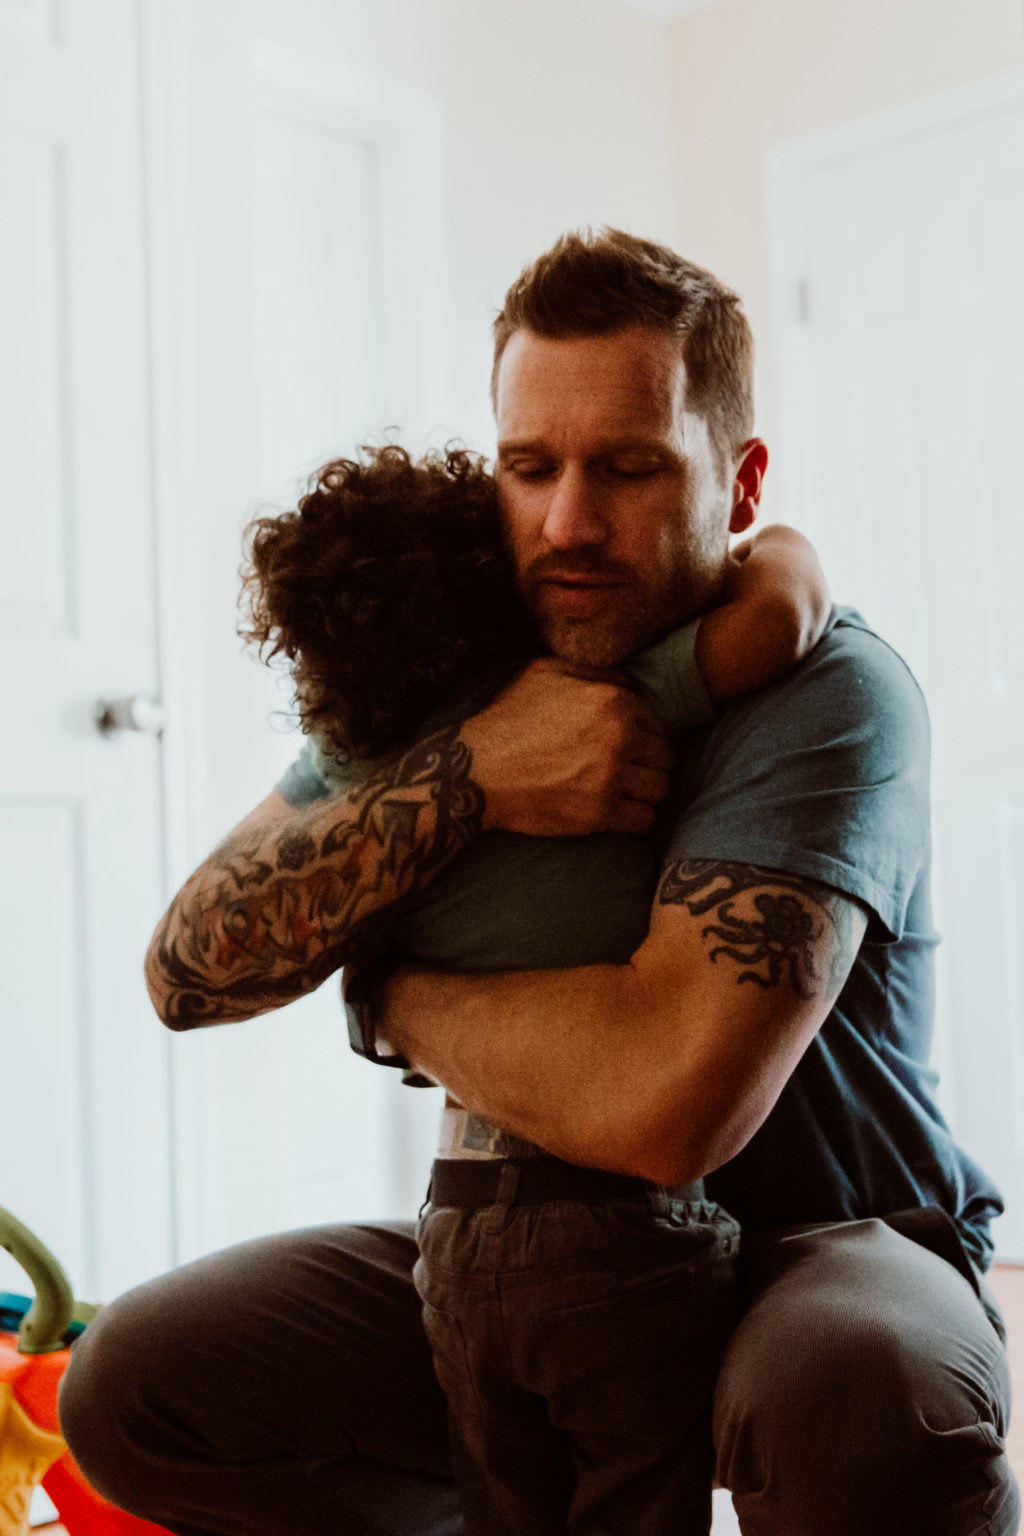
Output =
[{"x1": 58, "y1": 1216, "x2": 1018, "y2": 1536}]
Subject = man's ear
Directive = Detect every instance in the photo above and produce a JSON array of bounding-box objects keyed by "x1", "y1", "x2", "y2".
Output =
[{"x1": 729, "y1": 439, "x2": 769, "y2": 535}]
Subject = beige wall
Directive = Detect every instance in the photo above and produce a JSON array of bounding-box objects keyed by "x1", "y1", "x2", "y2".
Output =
[{"x1": 663, "y1": 0, "x2": 1024, "y2": 480}]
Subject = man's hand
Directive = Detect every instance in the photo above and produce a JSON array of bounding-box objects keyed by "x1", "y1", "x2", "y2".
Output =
[{"x1": 459, "y1": 658, "x2": 676, "y2": 837}]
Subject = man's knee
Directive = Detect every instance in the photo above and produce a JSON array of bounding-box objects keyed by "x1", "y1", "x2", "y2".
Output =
[
  {"x1": 716, "y1": 1278, "x2": 938, "y2": 1460},
  {"x1": 713, "y1": 1221, "x2": 1016, "y2": 1534},
  {"x1": 58, "y1": 1290, "x2": 163, "y2": 1511}
]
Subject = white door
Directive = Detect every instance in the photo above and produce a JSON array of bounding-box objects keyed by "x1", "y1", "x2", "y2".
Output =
[
  {"x1": 768, "y1": 75, "x2": 1024, "y2": 1260},
  {"x1": 0, "y1": 0, "x2": 173, "y2": 1301},
  {"x1": 157, "y1": 22, "x2": 453, "y2": 1262}
]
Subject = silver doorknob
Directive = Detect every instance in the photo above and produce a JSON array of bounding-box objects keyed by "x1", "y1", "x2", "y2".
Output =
[{"x1": 94, "y1": 695, "x2": 165, "y2": 737}]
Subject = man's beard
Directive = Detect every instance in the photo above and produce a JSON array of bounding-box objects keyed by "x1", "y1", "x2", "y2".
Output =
[
  {"x1": 535, "y1": 601, "x2": 675, "y2": 668},
  {"x1": 522, "y1": 550, "x2": 725, "y2": 668}
]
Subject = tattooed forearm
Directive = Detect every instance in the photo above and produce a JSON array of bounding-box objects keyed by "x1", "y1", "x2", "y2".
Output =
[
  {"x1": 147, "y1": 724, "x2": 485, "y2": 1028},
  {"x1": 658, "y1": 859, "x2": 862, "y2": 1001}
]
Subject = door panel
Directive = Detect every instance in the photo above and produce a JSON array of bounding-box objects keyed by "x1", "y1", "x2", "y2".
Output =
[{"x1": 769, "y1": 81, "x2": 1024, "y2": 1258}]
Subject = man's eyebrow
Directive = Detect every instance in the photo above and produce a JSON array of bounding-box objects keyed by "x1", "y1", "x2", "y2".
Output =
[
  {"x1": 496, "y1": 439, "x2": 547, "y2": 459},
  {"x1": 496, "y1": 438, "x2": 675, "y2": 459}
]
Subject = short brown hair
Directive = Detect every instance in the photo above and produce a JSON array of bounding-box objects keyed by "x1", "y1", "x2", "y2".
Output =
[{"x1": 492, "y1": 227, "x2": 754, "y2": 459}]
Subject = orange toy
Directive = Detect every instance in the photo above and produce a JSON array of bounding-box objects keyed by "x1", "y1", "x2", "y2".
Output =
[{"x1": 0, "y1": 1206, "x2": 171, "y2": 1536}]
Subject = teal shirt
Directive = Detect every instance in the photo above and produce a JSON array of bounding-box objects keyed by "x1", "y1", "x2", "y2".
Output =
[{"x1": 276, "y1": 619, "x2": 713, "y2": 972}]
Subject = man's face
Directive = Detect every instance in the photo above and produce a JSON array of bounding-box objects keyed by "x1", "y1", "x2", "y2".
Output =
[{"x1": 494, "y1": 324, "x2": 736, "y2": 667}]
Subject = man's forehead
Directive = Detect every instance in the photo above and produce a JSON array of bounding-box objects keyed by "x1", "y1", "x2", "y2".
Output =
[{"x1": 495, "y1": 325, "x2": 693, "y2": 450}]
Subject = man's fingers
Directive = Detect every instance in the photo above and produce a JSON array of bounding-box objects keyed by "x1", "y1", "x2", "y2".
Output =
[
  {"x1": 608, "y1": 798, "x2": 657, "y2": 836},
  {"x1": 463, "y1": 656, "x2": 679, "y2": 837},
  {"x1": 631, "y1": 725, "x2": 676, "y2": 775},
  {"x1": 621, "y1": 764, "x2": 671, "y2": 807}
]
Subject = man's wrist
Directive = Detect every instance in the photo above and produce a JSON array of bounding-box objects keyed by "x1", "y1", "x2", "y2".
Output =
[
  {"x1": 342, "y1": 954, "x2": 412, "y2": 1069},
  {"x1": 455, "y1": 715, "x2": 501, "y2": 830},
  {"x1": 377, "y1": 965, "x2": 420, "y2": 1060}
]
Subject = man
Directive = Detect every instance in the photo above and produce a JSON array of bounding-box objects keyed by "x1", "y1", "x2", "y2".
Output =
[{"x1": 60, "y1": 230, "x2": 1016, "y2": 1535}]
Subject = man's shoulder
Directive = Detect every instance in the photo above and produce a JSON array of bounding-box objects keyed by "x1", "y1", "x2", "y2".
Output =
[
  {"x1": 715, "y1": 605, "x2": 929, "y2": 755},
  {"x1": 668, "y1": 607, "x2": 932, "y2": 940},
  {"x1": 814, "y1": 606, "x2": 925, "y2": 690}
]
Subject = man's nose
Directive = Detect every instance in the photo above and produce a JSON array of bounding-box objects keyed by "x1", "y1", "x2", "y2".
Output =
[{"x1": 540, "y1": 468, "x2": 607, "y2": 549}]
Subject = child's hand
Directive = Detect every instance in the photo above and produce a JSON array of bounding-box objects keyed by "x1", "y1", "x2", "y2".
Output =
[{"x1": 696, "y1": 525, "x2": 831, "y2": 703}]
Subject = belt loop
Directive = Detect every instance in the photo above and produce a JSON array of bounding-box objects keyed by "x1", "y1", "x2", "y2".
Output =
[
  {"x1": 418, "y1": 1171, "x2": 435, "y2": 1221},
  {"x1": 484, "y1": 1160, "x2": 522, "y2": 1234},
  {"x1": 646, "y1": 1182, "x2": 673, "y2": 1221}
]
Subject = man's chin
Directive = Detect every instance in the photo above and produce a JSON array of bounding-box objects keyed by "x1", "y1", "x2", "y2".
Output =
[{"x1": 541, "y1": 617, "x2": 648, "y2": 670}]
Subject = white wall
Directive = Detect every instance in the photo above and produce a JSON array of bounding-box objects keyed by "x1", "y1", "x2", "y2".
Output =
[
  {"x1": 251, "y1": 0, "x2": 679, "y2": 451},
  {"x1": 662, "y1": 0, "x2": 1024, "y2": 481}
]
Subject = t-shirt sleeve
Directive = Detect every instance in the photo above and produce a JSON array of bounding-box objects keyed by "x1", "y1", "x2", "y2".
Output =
[
  {"x1": 628, "y1": 618, "x2": 717, "y2": 733},
  {"x1": 665, "y1": 620, "x2": 931, "y2": 943},
  {"x1": 274, "y1": 739, "x2": 333, "y2": 806}
]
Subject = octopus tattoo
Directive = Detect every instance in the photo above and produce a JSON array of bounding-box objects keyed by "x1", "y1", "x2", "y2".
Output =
[
  {"x1": 658, "y1": 859, "x2": 860, "y2": 1001},
  {"x1": 704, "y1": 892, "x2": 817, "y2": 991}
]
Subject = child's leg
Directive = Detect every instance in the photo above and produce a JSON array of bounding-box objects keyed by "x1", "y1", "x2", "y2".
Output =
[
  {"x1": 420, "y1": 1297, "x2": 575, "y2": 1536},
  {"x1": 416, "y1": 1161, "x2": 740, "y2": 1536},
  {"x1": 416, "y1": 1169, "x2": 576, "y2": 1536},
  {"x1": 518, "y1": 1189, "x2": 740, "y2": 1536}
]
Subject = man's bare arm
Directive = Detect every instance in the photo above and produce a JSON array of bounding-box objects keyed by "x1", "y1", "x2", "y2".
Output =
[
  {"x1": 145, "y1": 723, "x2": 485, "y2": 1029},
  {"x1": 381, "y1": 860, "x2": 867, "y2": 1184},
  {"x1": 145, "y1": 667, "x2": 673, "y2": 1030}
]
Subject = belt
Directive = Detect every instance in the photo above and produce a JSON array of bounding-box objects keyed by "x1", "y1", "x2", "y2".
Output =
[{"x1": 427, "y1": 1155, "x2": 704, "y2": 1210}]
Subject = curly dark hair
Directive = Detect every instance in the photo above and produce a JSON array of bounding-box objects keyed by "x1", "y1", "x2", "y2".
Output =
[{"x1": 239, "y1": 445, "x2": 538, "y2": 762}]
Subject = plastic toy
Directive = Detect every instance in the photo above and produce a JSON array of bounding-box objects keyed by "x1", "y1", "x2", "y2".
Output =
[{"x1": 0, "y1": 1206, "x2": 170, "y2": 1536}]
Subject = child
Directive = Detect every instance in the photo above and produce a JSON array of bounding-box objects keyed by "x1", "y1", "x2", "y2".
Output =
[{"x1": 241, "y1": 443, "x2": 830, "y2": 1535}]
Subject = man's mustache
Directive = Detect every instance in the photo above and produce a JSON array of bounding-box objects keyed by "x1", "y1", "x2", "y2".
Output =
[{"x1": 523, "y1": 554, "x2": 633, "y2": 585}]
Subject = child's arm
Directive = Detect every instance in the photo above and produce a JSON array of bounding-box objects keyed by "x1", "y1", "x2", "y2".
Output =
[
  {"x1": 627, "y1": 525, "x2": 830, "y2": 733},
  {"x1": 696, "y1": 524, "x2": 831, "y2": 704}
]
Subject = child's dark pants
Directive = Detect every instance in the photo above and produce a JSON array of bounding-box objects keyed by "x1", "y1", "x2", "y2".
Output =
[{"x1": 414, "y1": 1156, "x2": 740, "y2": 1535}]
